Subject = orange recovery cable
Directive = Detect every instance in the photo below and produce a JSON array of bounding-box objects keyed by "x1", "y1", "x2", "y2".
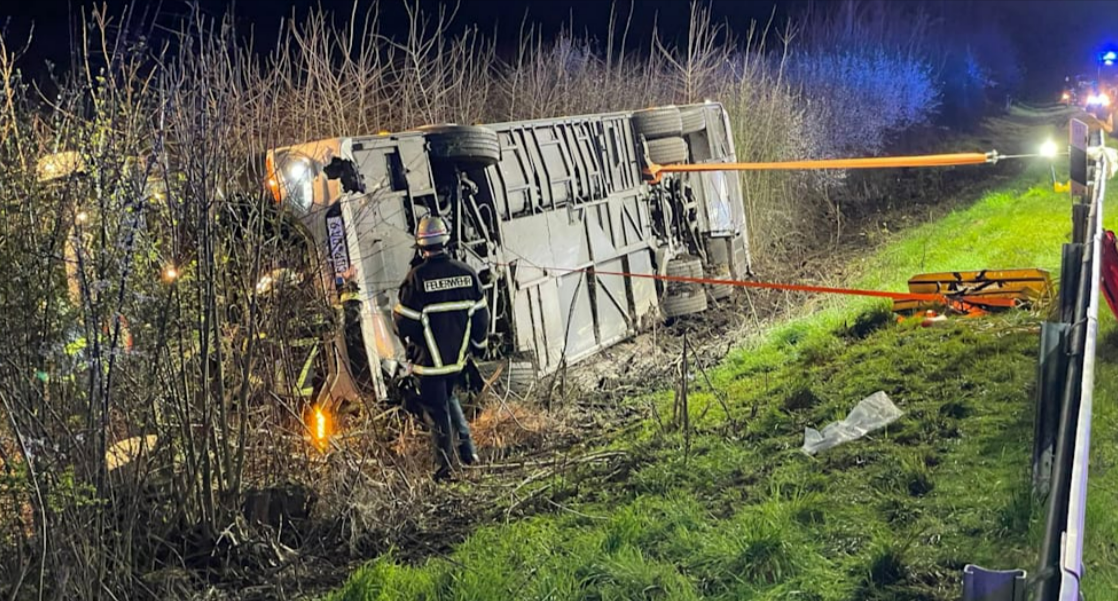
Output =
[{"x1": 645, "y1": 151, "x2": 997, "y2": 180}]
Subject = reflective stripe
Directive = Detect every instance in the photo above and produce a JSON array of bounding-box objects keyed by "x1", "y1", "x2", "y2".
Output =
[
  {"x1": 296, "y1": 344, "x2": 319, "y2": 397},
  {"x1": 467, "y1": 299, "x2": 488, "y2": 356},
  {"x1": 413, "y1": 363, "x2": 464, "y2": 376},
  {"x1": 424, "y1": 300, "x2": 476, "y2": 314},
  {"x1": 456, "y1": 319, "x2": 473, "y2": 367},
  {"x1": 421, "y1": 314, "x2": 444, "y2": 367},
  {"x1": 403, "y1": 290, "x2": 489, "y2": 375},
  {"x1": 394, "y1": 303, "x2": 422, "y2": 320}
]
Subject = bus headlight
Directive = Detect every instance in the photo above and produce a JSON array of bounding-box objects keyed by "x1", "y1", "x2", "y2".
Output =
[{"x1": 266, "y1": 152, "x2": 316, "y2": 213}]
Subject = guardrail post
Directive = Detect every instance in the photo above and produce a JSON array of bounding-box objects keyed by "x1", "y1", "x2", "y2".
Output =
[
  {"x1": 1070, "y1": 119, "x2": 1089, "y2": 199},
  {"x1": 962, "y1": 565, "x2": 1027, "y2": 601},
  {"x1": 1072, "y1": 204, "x2": 1090, "y2": 244},
  {"x1": 1033, "y1": 321, "x2": 1070, "y2": 496},
  {"x1": 1059, "y1": 243, "x2": 1085, "y2": 324}
]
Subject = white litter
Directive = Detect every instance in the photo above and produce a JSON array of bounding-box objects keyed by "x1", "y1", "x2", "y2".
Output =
[{"x1": 802, "y1": 391, "x2": 904, "y2": 455}]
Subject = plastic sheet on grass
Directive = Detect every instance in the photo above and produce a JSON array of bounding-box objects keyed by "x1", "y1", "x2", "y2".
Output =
[{"x1": 802, "y1": 391, "x2": 904, "y2": 455}]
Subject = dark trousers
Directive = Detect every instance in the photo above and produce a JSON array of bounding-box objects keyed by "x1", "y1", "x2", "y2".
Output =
[{"x1": 418, "y1": 374, "x2": 476, "y2": 473}]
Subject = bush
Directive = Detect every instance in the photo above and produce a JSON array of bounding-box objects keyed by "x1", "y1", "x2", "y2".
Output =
[{"x1": 789, "y1": 50, "x2": 940, "y2": 159}]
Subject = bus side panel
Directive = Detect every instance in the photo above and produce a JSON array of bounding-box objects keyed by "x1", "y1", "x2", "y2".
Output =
[
  {"x1": 343, "y1": 142, "x2": 423, "y2": 395},
  {"x1": 502, "y1": 210, "x2": 590, "y2": 372},
  {"x1": 493, "y1": 113, "x2": 659, "y2": 374}
]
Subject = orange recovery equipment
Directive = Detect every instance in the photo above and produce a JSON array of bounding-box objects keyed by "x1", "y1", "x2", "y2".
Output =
[{"x1": 892, "y1": 269, "x2": 1052, "y2": 314}]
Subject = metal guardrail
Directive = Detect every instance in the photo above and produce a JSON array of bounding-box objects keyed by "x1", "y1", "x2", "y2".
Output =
[
  {"x1": 1050, "y1": 124, "x2": 1107, "y2": 601},
  {"x1": 964, "y1": 119, "x2": 1108, "y2": 601}
]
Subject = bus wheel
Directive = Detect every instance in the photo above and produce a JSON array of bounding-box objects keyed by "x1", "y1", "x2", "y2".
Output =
[{"x1": 420, "y1": 124, "x2": 501, "y2": 168}]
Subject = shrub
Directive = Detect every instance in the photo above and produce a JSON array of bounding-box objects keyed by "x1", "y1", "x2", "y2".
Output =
[{"x1": 789, "y1": 49, "x2": 940, "y2": 160}]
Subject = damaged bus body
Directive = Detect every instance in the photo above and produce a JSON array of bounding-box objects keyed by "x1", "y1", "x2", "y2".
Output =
[{"x1": 267, "y1": 102, "x2": 750, "y2": 402}]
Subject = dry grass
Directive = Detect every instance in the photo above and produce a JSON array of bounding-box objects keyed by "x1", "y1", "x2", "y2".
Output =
[{"x1": 471, "y1": 402, "x2": 553, "y2": 452}]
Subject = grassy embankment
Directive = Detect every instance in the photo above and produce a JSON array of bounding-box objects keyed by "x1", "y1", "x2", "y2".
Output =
[{"x1": 327, "y1": 143, "x2": 1118, "y2": 600}]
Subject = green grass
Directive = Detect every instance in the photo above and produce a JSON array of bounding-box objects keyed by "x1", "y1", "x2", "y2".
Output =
[{"x1": 327, "y1": 157, "x2": 1118, "y2": 600}]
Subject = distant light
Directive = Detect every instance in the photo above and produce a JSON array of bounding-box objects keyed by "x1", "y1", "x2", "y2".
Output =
[
  {"x1": 1040, "y1": 139, "x2": 1060, "y2": 159},
  {"x1": 75, "y1": 210, "x2": 89, "y2": 224},
  {"x1": 1107, "y1": 60, "x2": 1115, "y2": 67},
  {"x1": 255, "y1": 273, "x2": 274, "y2": 294},
  {"x1": 1104, "y1": 51, "x2": 1117, "y2": 61},
  {"x1": 1087, "y1": 93, "x2": 1112, "y2": 107},
  {"x1": 1082, "y1": 92, "x2": 1109, "y2": 105},
  {"x1": 163, "y1": 265, "x2": 179, "y2": 283}
]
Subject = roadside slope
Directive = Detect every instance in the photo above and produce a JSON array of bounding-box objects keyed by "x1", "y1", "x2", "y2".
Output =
[{"x1": 326, "y1": 126, "x2": 1118, "y2": 599}]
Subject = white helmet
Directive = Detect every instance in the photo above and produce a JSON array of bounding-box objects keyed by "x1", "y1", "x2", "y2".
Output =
[{"x1": 415, "y1": 215, "x2": 450, "y2": 248}]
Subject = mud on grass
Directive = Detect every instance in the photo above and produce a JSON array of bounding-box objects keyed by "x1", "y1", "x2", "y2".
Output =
[{"x1": 327, "y1": 307, "x2": 1045, "y2": 600}]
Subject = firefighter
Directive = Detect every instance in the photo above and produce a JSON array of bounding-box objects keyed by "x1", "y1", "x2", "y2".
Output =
[{"x1": 393, "y1": 215, "x2": 488, "y2": 481}]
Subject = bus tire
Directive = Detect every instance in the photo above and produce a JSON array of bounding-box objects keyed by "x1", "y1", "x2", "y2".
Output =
[
  {"x1": 663, "y1": 289, "x2": 708, "y2": 317},
  {"x1": 680, "y1": 106, "x2": 706, "y2": 135},
  {"x1": 633, "y1": 107, "x2": 683, "y2": 140},
  {"x1": 647, "y1": 137, "x2": 690, "y2": 165},
  {"x1": 421, "y1": 124, "x2": 502, "y2": 168},
  {"x1": 663, "y1": 255, "x2": 708, "y2": 317}
]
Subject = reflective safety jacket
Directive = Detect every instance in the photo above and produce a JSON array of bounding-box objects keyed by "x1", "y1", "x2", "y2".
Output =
[{"x1": 393, "y1": 253, "x2": 489, "y2": 376}]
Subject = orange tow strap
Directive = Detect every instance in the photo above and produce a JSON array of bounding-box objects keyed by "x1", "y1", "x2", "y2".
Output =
[
  {"x1": 645, "y1": 152, "x2": 996, "y2": 181},
  {"x1": 507, "y1": 263, "x2": 1016, "y2": 313}
]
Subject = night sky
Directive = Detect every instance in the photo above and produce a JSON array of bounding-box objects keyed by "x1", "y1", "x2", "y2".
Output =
[
  {"x1": 5, "y1": 0, "x2": 797, "y2": 67},
  {"x1": 5, "y1": 0, "x2": 1118, "y2": 96}
]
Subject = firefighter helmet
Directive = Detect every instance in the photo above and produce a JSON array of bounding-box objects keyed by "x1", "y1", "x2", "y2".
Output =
[{"x1": 415, "y1": 215, "x2": 450, "y2": 248}]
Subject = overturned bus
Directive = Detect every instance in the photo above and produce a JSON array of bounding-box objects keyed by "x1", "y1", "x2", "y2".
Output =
[{"x1": 266, "y1": 102, "x2": 751, "y2": 402}]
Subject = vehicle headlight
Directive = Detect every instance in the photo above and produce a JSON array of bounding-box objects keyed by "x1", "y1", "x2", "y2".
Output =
[
  {"x1": 266, "y1": 152, "x2": 316, "y2": 214},
  {"x1": 1087, "y1": 93, "x2": 1111, "y2": 107}
]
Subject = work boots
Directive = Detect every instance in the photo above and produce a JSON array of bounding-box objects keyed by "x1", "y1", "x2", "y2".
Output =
[
  {"x1": 432, "y1": 449, "x2": 477, "y2": 483},
  {"x1": 459, "y1": 442, "x2": 479, "y2": 466}
]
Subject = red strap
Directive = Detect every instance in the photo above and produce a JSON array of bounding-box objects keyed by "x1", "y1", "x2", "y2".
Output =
[{"x1": 502, "y1": 262, "x2": 1017, "y2": 309}]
